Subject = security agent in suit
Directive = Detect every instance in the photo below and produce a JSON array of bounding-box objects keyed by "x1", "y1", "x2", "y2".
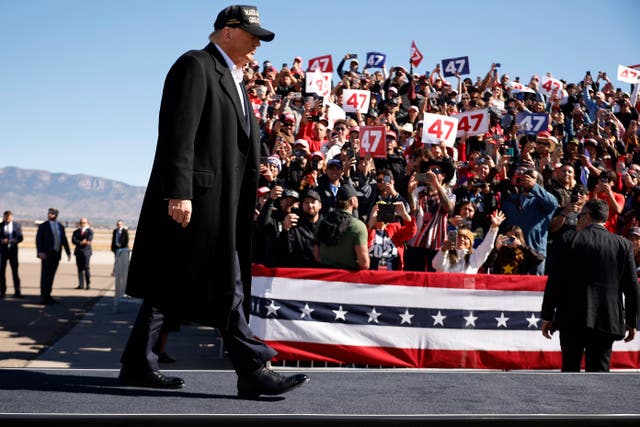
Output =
[
  {"x1": 110, "y1": 219, "x2": 129, "y2": 276},
  {"x1": 119, "y1": 5, "x2": 308, "y2": 397},
  {"x1": 35, "y1": 208, "x2": 71, "y2": 305},
  {"x1": 0, "y1": 210, "x2": 24, "y2": 298},
  {"x1": 111, "y1": 220, "x2": 129, "y2": 253},
  {"x1": 71, "y1": 217, "x2": 93, "y2": 290},
  {"x1": 541, "y1": 199, "x2": 639, "y2": 371}
]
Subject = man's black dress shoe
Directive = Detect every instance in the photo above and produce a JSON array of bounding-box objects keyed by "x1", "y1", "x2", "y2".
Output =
[
  {"x1": 14, "y1": 292, "x2": 23, "y2": 298},
  {"x1": 118, "y1": 368, "x2": 184, "y2": 389},
  {"x1": 75, "y1": 285, "x2": 84, "y2": 289},
  {"x1": 237, "y1": 367, "x2": 309, "y2": 398},
  {"x1": 41, "y1": 297, "x2": 59, "y2": 305},
  {"x1": 157, "y1": 352, "x2": 176, "y2": 364}
]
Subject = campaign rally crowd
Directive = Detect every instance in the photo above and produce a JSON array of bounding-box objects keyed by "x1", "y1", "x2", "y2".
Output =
[{"x1": 245, "y1": 53, "x2": 640, "y2": 276}]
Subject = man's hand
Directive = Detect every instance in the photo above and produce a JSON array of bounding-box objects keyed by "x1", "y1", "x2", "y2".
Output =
[
  {"x1": 624, "y1": 325, "x2": 636, "y2": 343},
  {"x1": 270, "y1": 185, "x2": 283, "y2": 201},
  {"x1": 283, "y1": 213, "x2": 299, "y2": 231},
  {"x1": 37, "y1": 252, "x2": 47, "y2": 260},
  {"x1": 521, "y1": 173, "x2": 537, "y2": 191},
  {"x1": 541, "y1": 320, "x2": 554, "y2": 339},
  {"x1": 168, "y1": 199, "x2": 192, "y2": 228}
]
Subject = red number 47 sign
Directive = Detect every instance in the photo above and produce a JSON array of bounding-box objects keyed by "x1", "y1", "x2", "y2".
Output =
[
  {"x1": 421, "y1": 113, "x2": 459, "y2": 147},
  {"x1": 359, "y1": 126, "x2": 386, "y2": 158}
]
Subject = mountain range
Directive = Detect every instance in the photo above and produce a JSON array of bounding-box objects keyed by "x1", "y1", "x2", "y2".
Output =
[{"x1": 0, "y1": 166, "x2": 145, "y2": 228}]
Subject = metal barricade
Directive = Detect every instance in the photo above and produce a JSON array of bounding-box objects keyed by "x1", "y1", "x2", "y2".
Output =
[{"x1": 113, "y1": 248, "x2": 131, "y2": 312}]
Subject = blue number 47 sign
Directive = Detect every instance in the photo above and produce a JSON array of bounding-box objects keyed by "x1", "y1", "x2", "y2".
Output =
[
  {"x1": 441, "y1": 56, "x2": 470, "y2": 77},
  {"x1": 366, "y1": 52, "x2": 386, "y2": 69}
]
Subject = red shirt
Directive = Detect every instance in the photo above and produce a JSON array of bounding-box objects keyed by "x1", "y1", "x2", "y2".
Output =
[
  {"x1": 297, "y1": 122, "x2": 326, "y2": 153},
  {"x1": 592, "y1": 190, "x2": 625, "y2": 233}
]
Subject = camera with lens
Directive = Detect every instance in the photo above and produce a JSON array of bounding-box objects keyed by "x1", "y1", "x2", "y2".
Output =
[
  {"x1": 415, "y1": 173, "x2": 428, "y2": 183},
  {"x1": 293, "y1": 150, "x2": 307, "y2": 163}
]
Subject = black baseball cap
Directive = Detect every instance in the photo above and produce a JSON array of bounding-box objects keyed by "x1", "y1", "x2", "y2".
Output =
[
  {"x1": 282, "y1": 189, "x2": 300, "y2": 200},
  {"x1": 337, "y1": 184, "x2": 362, "y2": 202},
  {"x1": 303, "y1": 189, "x2": 322, "y2": 202},
  {"x1": 214, "y1": 5, "x2": 275, "y2": 42}
]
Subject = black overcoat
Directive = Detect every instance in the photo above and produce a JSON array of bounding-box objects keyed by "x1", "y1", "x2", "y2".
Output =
[
  {"x1": 542, "y1": 224, "x2": 639, "y2": 339},
  {"x1": 126, "y1": 43, "x2": 260, "y2": 327}
]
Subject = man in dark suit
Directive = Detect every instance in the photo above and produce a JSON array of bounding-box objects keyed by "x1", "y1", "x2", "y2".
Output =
[
  {"x1": 110, "y1": 219, "x2": 129, "y2": 276},
  {"x1": 0, "y1": 210, "x2": 24, "y2": 298},
  {"x1": 119, "y1": 5, "x2": 308, "y2": 397},
  {"x1": 35, "y1": 208, "x2": 71, "y2": 305},
  {"x1": 111, "y1": 220, "x2": 129, "y2": 253},
  {"x1": 71, "y1": 217, "x2": 93, "y2": 290},
  {"x1": 542, "y1": 199, "x2": 639, "y2": 371}
]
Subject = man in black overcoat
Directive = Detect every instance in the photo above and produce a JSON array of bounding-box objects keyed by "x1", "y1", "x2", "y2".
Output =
[
  {"x1": 541, "y1": 199, "x2": 639, "y2": 371},
  {"x1": 119, "y1": 5, "x2": 308, "y2": 397}
]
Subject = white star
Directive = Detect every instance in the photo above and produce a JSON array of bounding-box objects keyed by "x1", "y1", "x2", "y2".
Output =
[
  {"x1": 266, "y1": 300, "x2": 280, "y2": 317},
  {"x1": 431, "y1": 310, "x2": 446, "y2": 326},
  {"x1": 526, "y1": 313, "x2": 540, "y2": 328},
  {"x1": 463, "y1": 311, "x2": 478, "y2": 327},
  {"x1": 367, "y1": 307, "x2": 382, "y2": 324},
  {"x1": 399, "y1": 309, "x2": 414, "y2": 325},
  {"x1": 300, "y1": 303, "x2": 314, "y2": 319},
  {"x1": 495, "y1": 312, "x2": 509, "y2": 328},
  {"x1": 332, "y1": 305, "x2": 348, "y2": 321}
]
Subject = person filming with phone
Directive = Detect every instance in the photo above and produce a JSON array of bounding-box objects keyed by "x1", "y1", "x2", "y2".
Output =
[
  {"x1": 482, "y1": 225, "x2": 544, "y2": 275},
  {"x1": 404, "y1": 159, "x2": 456, "y2": 272},
  {"x1": 366, "y1": 201, "x2": 416, "y2": 270},
  {"x1": 432, "y1": 210, "x2": 505, "y2": 273},
  {"x1": 499, "y1": 166, "x2": 558, "y2": 275}
]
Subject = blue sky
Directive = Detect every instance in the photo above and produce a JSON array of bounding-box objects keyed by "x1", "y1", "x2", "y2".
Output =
[{"x1": 1, "y1": 0, "x2": 638, "y2": 186}]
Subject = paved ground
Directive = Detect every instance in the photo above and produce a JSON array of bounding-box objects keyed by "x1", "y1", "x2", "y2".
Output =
[{"x1": 0, "y1": 250, "x2": 231, "y2": 370}]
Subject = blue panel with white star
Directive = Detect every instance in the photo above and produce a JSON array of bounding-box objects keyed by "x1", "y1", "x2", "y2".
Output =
[{"x1": 251, "y1": 297, "x2": 541, "y2": 330}]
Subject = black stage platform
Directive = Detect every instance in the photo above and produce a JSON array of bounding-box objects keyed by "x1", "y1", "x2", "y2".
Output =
[{"x1": 1, "y1": 368, "x2": 639, "y2": 426}]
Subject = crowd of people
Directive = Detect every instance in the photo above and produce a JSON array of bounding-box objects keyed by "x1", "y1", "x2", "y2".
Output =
[{"x1": 246, "y1": 55, "x2": 640, "y2": 275}]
